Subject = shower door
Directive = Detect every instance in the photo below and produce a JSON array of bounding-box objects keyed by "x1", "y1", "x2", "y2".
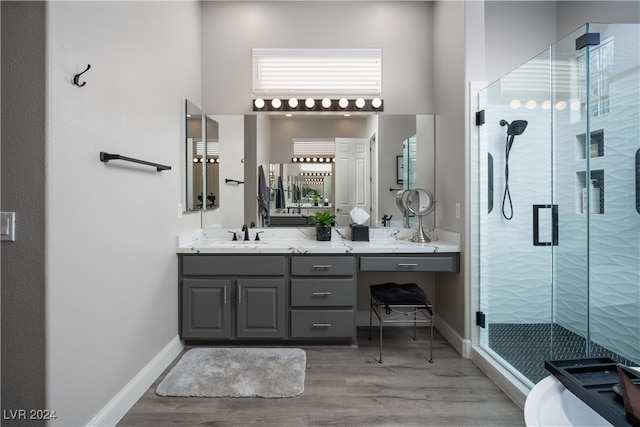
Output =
[
  {"x1": 476, "y1": 26, "x2": 590, "y2": 386},
  {"x1": 476, "y1": 23, "x2": 640, "y2": 387}
]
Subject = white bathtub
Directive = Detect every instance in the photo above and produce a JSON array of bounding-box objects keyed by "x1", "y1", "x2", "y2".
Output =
[{"x1": 524, "y1": 375, "x2": 612, "y2": 426}]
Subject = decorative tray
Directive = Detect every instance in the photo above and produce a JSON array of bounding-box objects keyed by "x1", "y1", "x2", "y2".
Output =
[{"x1": 545, "y1": 357, "x2": 640, "y2": 427}]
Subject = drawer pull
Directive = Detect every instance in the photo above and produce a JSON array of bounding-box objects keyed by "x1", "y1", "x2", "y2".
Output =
[
  {"x1": 312, "y1": 323, "x2": 332, "y2": 328},
  {"x1": 398, "y1": 263, "x2": 418, "y2": 267},
  {"x1": 312, "y1": 264, "x2": 333, "y2": 269},
  {"x1": 312, "y1": 292, "x2": 333, "y2": 296},
  {"x1": 223, "y1": 285, "x2": 227, "y2": 305}
]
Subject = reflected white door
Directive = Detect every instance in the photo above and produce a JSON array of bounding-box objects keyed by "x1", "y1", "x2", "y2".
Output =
[{"x1": 334, "y1": 138, "x2": 370, "y2": 227}]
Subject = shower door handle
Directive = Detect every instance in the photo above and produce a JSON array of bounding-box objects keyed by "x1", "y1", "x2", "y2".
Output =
[{"x1": 533, "y1": 204, "x2": 558, "y2": 246}]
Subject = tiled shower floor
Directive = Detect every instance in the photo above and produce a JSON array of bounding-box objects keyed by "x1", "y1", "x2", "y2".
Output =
[{"x1": 488, "y1": 323, "x2": 637, "y2": 384}]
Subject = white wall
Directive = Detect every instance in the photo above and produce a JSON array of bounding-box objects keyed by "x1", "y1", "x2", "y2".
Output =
[
  {"x1": 484, "y1": 1, "x2": 557, "y2": 85},
  {"x1": 46, "y1": 2, "x2": 201, "y2": 425},
  {"x1": 556, "y1": 1, "x2": 640, "y2": 38},
  {"x1": 201, "y1": 1, "x2": 434, "y2": 115}
]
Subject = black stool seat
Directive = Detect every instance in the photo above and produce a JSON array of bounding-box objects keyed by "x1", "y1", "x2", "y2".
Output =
[{"x1": 370, "y1": 282, "x2": 429, "y2": 307}]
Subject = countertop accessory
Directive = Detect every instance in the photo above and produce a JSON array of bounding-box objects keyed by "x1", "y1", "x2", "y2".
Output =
[
  {"x1": 73, "y1": 64, "x2": 91, "y2": 87},
  {"x1": 99, "y1": 152, "x2": 171, "y2": 172},
  {"x1": 397, "y1": 188, "x2": 435, "y2": 243}
]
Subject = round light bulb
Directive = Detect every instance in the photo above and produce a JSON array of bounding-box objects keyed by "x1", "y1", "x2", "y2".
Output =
[
  {"x1": 355, "y1": 98, "x2": 365, "y2": 109},
  {"x1": 292, "y1": 157, "x2": 298, "y2": 162},
  {"x1": 271, "y1": 98, "x2": 282, "y2": 109},
  {"x1": 288, "y1": 98, "x2": 298, "y2": 108},
  {"x1": 321, "y1": 98, "x2": 332, "y2": 109},
  {"x1": 305, "y1": 98, "x2": 315, "y2": 109},
  {"x1": 254, "y1": 98, "x2": 265, "y2": 109},
  {"x1": 371, "y1": 98, "x2": 382, "y2": 109},
  {"x1": 338, "y1": 98, "x2": 349, "y2": 109}
]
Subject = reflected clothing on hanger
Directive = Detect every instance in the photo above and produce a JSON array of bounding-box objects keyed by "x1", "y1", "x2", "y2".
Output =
[{"x1": 257, "y1": 165, "x2": 270, "y2": 226}]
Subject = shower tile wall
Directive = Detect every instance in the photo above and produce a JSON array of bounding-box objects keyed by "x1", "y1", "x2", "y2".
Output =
[
  {"x1": 481, "y1": 86, "x2": 553, "y2": 325},
  {"x1": 554, "y1": 24, "x2": 640, "y2": 364}
]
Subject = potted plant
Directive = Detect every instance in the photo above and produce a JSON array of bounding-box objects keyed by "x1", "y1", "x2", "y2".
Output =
[{"x1": 310, "y1": 211, "x2": 336, "y2": 241}]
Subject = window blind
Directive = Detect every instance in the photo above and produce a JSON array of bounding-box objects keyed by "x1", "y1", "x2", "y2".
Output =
[{"x1": 253, "y1": 48, "x2": 382, "y2": 97}]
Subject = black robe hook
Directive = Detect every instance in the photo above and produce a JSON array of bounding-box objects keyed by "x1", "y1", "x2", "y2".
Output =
[{"x1": 73, "y1": 64, "x2": 91, "y2": 87}]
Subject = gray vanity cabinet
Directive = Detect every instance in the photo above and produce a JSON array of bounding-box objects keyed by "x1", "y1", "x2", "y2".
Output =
[
  {"x1": 179, "y1": 255, "x2": 286, "y2": 340},
  {"x1": 182, "y1": 278, "x2": 231, "y2": 339},
  {"x1": 290, "y1": 255, "x2": 356, "y2": 340}
]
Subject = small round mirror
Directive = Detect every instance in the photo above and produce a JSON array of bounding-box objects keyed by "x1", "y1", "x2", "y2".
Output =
[{"x1": 405, "y1": 188, "x2": 435, "y2": 216}]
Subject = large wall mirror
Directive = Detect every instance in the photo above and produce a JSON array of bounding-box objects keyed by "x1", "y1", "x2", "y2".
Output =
[
  {"x1": 195, "y1": 114, "x2": 433, "y2": 229},
  {"x1": 185, "y1": 99, "x2": 219, "y2": 212}
]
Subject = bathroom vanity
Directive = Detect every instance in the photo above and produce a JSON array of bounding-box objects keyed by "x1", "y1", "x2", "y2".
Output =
[{"x1": 177, "y1": 228, "x2": 460, "y2": 343}]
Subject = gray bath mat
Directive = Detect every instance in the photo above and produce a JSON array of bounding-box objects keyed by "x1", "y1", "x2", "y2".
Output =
[{"x1": 156, "y1": 347, "x2": 306, "y2": 398}]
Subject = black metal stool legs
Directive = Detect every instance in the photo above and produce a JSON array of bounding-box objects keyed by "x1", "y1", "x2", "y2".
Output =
[{"x1": 369, "y1": 283, "x2": 434, "y2": 364}]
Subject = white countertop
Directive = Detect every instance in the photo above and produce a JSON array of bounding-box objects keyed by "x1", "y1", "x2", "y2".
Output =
[{"x1": 177, "y1": 227, "x2": 461, "y2": 255}]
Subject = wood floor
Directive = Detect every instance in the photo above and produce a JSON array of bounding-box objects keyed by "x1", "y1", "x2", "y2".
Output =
[{"x1": 119, "y1": 327, "x2": 525, "y2": 426}]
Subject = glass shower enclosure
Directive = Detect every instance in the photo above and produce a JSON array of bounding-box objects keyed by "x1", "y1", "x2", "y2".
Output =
[{"x1": 474, "y1": 23, "x2": 640, "y2": 387}]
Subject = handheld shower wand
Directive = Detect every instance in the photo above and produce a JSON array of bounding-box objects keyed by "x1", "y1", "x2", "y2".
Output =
[{"x1": 500, "y1": 119, "x2": 528, "y2": 220}]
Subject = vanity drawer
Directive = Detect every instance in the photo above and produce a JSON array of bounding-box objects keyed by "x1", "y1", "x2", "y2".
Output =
[
  {"x1": 359, "y1": 255, "x2": 459, "y2": 272},
  {"x1": 290, "y1": 310, "x2": 354, "y2": 338},
  {"x1": 290, "y1": 279, "x2": 354, "y2": 307},
  {"x1": 291, "y1": 256, "x2": 355, "y2": 276},
  {"x1": 181, "y1": 255, "x2": 286, "y2": 276}
]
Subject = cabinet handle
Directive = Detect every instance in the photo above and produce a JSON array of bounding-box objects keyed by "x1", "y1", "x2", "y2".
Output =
[
  {"x1": 312, "y1": 323, "x2": 332, "y2": 328},
  {"x1": 223, "y1": 285, "x2": 227, "y2": 305},
  {"x1": 312, "y1": 292, "x2": 333, "y2": 296},
  {"x1": 398, "y1": 263, "x2": 418, "y2": 267},
  {"x1": 313, "y1": 264, "x2": 332, "y2": 269},
  {"x1": 237, "y1": 284, "x2": 241, "y2": 304}
]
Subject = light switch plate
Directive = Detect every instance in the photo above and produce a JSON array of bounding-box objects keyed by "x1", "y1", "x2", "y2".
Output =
[{"x1": 1, "y1": 212, "x2": 16, "y2": 241}]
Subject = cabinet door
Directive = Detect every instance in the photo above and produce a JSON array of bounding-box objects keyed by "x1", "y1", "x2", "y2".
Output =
[
  {"x1": 236, "y1": 278, "x2": 285, "y2": 339},
  {"x1": 181, "y1": 279, "x2": 231, "y2": 339}
]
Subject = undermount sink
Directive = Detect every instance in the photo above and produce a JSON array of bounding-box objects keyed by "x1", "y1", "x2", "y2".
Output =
[{"x1": 209, "y1": 241, "x2": 270, "y2": 246}]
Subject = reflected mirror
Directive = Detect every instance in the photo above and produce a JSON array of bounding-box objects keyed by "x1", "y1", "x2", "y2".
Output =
[
  {"x1": 185, "y1": 100, "x2": 203, "y2": 211},
  {"x1": 266, "y1": 162, "x2": 334, "y2": 227},
  {"x1": 185, "y1": 100, "x2": 220, "y2": 212},
  {"x1": 204, "y1": 115, "x2": 220, "y2": 210}
]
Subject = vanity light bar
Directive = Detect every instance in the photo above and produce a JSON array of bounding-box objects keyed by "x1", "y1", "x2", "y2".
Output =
[
  {"x1": 291, "y1": 157, "x2": 335, "y2": 163},
  {"x1": 254, "y1": 97, "x2": 383, "y2": 112},
  {"x1": 300, "y1": 172, "x2": 332, "y2": 176},
  {"x1": 193, "y1": 157, "x2": 220, "y2": 163}
]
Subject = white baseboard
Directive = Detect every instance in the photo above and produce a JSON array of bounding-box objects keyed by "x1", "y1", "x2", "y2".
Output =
[
  {"x1": 470, "y1": 346, "x2": 529, "y2": 409},
  {"x1": 87, "y1": 335, "x2": 183, "y2": 427},
  {"x1": 434, "y1": 316, "x2": 471, "y2": 358}
]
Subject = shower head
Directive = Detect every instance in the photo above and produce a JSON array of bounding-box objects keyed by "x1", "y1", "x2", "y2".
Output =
[{"x1": 500, "y1": 119, "x2": 528, "y2": 136}]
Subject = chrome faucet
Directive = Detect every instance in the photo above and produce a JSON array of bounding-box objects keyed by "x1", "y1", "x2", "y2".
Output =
[{"x1": 241, "y1": 224, "x2": 250, "y2": 241}]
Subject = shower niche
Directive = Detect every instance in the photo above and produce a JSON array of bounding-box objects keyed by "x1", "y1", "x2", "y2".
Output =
[
  {"x1": 575, "y1": 129, "x2": 604, "y2": 159},
  {"x1": 576, "y1": 170, "x2": 604, "y2": 215}
]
